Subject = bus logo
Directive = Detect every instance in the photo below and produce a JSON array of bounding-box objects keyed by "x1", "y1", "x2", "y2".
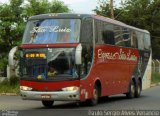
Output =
[{"x1": 98, "y1": 48, "x2": 138, "y2": 62}]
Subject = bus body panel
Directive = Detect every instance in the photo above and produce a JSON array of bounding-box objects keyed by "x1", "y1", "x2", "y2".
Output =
[
  {"x1": 20, "y1": 80, "x2": 80, "y2": 101},
  {"x1": 79, "y1": 45, "x2": 140, "y2": 100}
]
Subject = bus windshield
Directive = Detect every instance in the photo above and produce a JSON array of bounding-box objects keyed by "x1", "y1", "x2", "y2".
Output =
[
  {"x1": 22, "y1": 19, "x2": 81, "y2": 44},
  {"x1": 20, "y1": 48, "x2": 79, "y2": 81}
]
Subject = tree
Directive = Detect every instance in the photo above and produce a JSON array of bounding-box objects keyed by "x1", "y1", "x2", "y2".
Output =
[
  {"x1": 50, "y1": 0, "x2": 70, "y2": 13},
  {"x1": 0, "y1": 0, "x2": 24, "y2": 74},
  {"x1": 23, "y1": 0, "x2": 70, "y2": 18},
  {"x1": 94, "y1": 0, "x2": 122, "y2": 19},
  {"x1": 0, "y1": 0, "x2": 23, "y2": 52},
  {"x1": 0, "y1": 0, "x2": 70, "y2": 70}
]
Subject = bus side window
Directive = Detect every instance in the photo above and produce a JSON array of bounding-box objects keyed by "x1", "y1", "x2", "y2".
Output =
[
  {"x1": 81, "y1": 18, "x2": 93, "y2": 43},
  {"x1": 95, "y1": 20, "x2": 103, "y2": 44},
  {"x1": 114, "y1": 26, "x2": 125, "y2": 46},
  {"x1": 114, "y1": 26, "x2": 131, "y2": 47},
  {"x1": 137, "y1": 31, "x2": 144, "y2": 50},
  {"x1": 131, "y1": 31, "x2": 138, "y2": 48},
  {"x1": 122, "y1": 28, "x2": 131, "y2": 47},
  {"x1": 102, "y1": 30, "x2": 115, "y2": 45},
  {"x1": 144, "y1": 33, "x2": 151, "y2": 50},
  {"x1": 81, "y1": 18, "x2": 93, "y2": 77}
]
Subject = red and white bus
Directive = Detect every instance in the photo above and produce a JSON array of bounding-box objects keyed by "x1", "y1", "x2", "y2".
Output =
[{"x1": 19, "y1": 13, "x2": 151, "y2": 107}]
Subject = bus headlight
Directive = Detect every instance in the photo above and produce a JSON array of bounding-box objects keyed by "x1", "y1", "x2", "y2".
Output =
[
  {"x1": 62, "y1": 86, "x2": 79, "y2": 91},
  {"x1": 20, "y1": 86, "x2": 33, "y2": 91}
]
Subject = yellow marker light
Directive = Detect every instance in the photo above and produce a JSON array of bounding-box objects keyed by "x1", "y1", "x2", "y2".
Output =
[
  {"x1": 40, "y1": 53, "x2": 45, "y2": 58},
  {"x1": 36, "y1": 54, "x2": 39, "y2": 57},
  {"x1": 31, "y1": 54, "x2": 35, "y2": 57},
  {"x1": 26, "y1": 54, "x2": 29, "y2": 58},
  {"x1": 25, "y1": 53, "x2": 46, "y2": 58},
  {"x1": 37, "y1": 75, "x2": 42, "y2": 80}
]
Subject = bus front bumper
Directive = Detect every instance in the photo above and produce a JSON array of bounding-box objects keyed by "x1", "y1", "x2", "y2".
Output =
[{"x1": 20, "y1": 90, "x2": 80, "y2": 101}]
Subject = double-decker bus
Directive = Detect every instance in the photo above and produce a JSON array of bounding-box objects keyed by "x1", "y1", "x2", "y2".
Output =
[{"x1": 19, "y1": 13, "x2": 151, "y2": 107}]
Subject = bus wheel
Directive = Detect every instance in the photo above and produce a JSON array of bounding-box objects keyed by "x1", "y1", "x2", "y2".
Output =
[
  {"x1": 42, "y1": 100, "x2": 54, "y2": 108},
  {"x1": 88, "y1": 85, "x2": 99, "y2": 106},
  {"x1": 126, "y1": 80, "x2": 136, "y2": 99},
  {"x1": 135, "y1": 80, "x2": 141, "y2": 98}
]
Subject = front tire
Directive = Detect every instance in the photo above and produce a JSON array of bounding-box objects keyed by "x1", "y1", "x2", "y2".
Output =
[
  {"x1": 126, "y1": 80, "x2": 136, "y2": 99},
  {"x1": 87, "y1": 85, "x2": 99, "y2": 106},
  {"x1": 42, "y1": 100, "x2": 54, "y2": 108}
]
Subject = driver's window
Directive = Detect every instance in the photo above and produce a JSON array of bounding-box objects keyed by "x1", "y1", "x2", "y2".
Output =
[{"x1": 80, "y1": 18, "x2": 93, "y2": 77}]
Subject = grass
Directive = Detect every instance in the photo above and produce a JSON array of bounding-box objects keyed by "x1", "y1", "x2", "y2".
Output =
[
  {"x1": 0, "y1": 77, "x2": 19, "y2": 94},
  {"x1": 151, "y1": 72, "x2": 160, "y2": 84}
]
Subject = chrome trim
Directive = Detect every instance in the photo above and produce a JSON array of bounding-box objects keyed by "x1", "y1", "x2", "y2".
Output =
[{"x1": 20, "y1": 90, "x2": 80, "y2": 101}]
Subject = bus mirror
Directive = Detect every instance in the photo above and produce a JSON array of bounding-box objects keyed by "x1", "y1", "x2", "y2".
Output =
[{"x1": 75, "y1": 44, "x2": 82, "y2": 65}]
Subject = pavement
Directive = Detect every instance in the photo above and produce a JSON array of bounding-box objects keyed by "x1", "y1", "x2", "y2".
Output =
[
  {"x1": 150, "y1": 82, "x2": 160, "y2": 87},
  {"x1": 1, "y1": 85, "x2": 160, "y2": 111}
]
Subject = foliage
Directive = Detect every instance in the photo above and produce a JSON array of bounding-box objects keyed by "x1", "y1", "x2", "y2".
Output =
[
  {"x1": 0, "y1": 77, "x2": 19, "y2": 94},
  {"x1": 93, "y1": 0, "x2": 122, "y2": 18},
  {"x1": 0, "y1": 56, "x2": 7, "y2": 74},
  {"x1": 93, "y1": 0, "x2": 111, "y2": 17},
  {"x1": 23, "y1": 0, "x2": 69, "y2": 18},
  {"x1": 151, "y1": 72, "x2": 160, "y2": 84},
  {"x1": 94, "y1": 0, "x2": 160, "y2": 59},
  {"x1": 0, "y1": 0, "x2": 70, "y2": 70}
]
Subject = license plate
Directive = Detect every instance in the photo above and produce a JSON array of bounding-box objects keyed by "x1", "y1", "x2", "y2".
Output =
[{"x1": 41, "y1": 94, "x2": 51, "y2": 99}]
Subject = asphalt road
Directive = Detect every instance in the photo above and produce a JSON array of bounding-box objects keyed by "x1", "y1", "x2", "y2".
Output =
[{"x1": 0, "y1": 86, "x2": 160, "y2": 116}]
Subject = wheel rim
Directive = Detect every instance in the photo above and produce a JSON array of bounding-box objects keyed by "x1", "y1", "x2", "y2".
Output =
[{"x1": 93, "y1": 88, "x2": 98, "y2": 101}]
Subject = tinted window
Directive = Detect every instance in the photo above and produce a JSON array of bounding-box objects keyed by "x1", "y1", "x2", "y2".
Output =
[
  {"x1": 95, "y1": 20, "x2": 103, "y2": 43},
  {"x1": 20, "y1": 48, "x2": 78, "y2": 80},
  {"x1": 95, "y1": 20, "x2": 115, "y2": 45},
  {"x1": 102, "y1": 30, "x2": 115, "y2": 45},
  {"x1": 131, "y1": 31, "x2": 138, "y2": 48},
  {"x1": 22, "y1": 19, "x2": 81, "y2": 44},
  {"x1": 136, "y1": 31, "x2": 144, "y2": 50},
  {"x1": 81, "y1": 18, "x2": 93, "y2": 43},
  {"x1": 122, "y1": 28, "x2": 131, "y2": 47},
  {"x1": 114, "y1": 26, "x2": 125, "y2": 46},
  {"x1": 81, "y1": 18, "x2": 93, "y2": 77},
  {"x1": 144, "y1": 33, "x2": 151, "y2": 50}
]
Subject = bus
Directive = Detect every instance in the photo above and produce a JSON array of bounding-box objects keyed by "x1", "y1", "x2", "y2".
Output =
[{"x1": 19, "y1": 13, "x2": 151, "y2": 107}]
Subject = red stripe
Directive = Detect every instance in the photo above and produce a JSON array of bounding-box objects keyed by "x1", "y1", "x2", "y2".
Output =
[{"x1": 20, "y1": 80, "x2": 80, "y2": 91}]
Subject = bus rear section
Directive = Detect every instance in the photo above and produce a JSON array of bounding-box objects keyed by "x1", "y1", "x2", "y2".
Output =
[{"x1": 77, "y1": 15, "x2": 151, "y2": 105}]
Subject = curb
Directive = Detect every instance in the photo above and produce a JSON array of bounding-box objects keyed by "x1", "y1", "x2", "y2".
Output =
[
  {"x1": 0, "y1": 93, "x2": 18, "y2": 96},
  {"x1": 151, "y1": 82, "x2": 160, "y2": 87}
]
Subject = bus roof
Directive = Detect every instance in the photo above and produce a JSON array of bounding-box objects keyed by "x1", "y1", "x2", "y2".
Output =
[
  {"x1": 28, "y1": 13, "x2": 92, "y2": 20},
  {"x1": 28, "y1": 13, "x2": 149, "y2": 34}
]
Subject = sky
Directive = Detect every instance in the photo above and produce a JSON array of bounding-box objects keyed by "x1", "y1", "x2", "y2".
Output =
[
  {"x1": 61, "y1": 0, "x2": 98, "y2": 14},
  {"x1": 0, "y1": 0, "x2": 121, "y2": 14},
  {"x1": 0, "y1": 0, "x2": 98, "y2": 14}
]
